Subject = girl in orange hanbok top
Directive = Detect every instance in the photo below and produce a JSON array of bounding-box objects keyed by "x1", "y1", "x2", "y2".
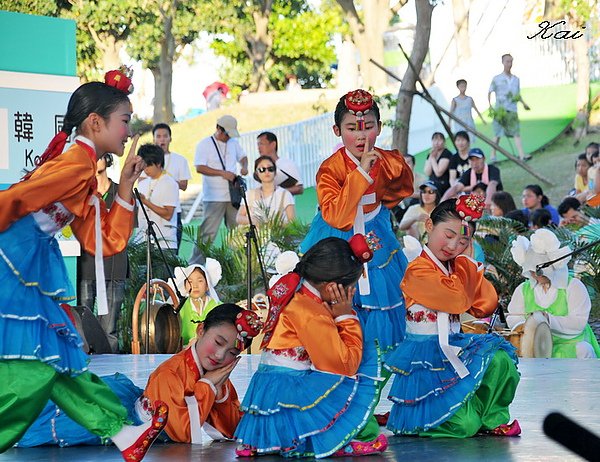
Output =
[
  {"x1": 235, "y1": 236, "x2": 387, "y2": 458},
  {"x1": 385, "y1": 196, "x2": 521, "y2": 438},
  {"x1": 0, "y1": 70, "x2": 167, "y2": 461},
  {"x1": 144, "y1": 303, "x2": 262, "y2": 444},
  {"x1": 299, "y1": 89, "x2": 414, "y2": 355}
]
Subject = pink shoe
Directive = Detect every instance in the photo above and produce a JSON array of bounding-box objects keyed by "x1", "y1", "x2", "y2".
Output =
[
  {"x1": 332, "y1": 434, "x2": 388, "y2": 457},
  {"x1": 236, "y1": 445, "x2": 257, "y2": 457},
  {"x1": 489, "y1": 419, "x2": 521, "y2": 437}
]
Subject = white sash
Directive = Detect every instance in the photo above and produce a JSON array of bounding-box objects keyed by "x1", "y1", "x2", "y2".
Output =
[{"x1": 89, "y1": 195, "x2": 108, "y2": 316}]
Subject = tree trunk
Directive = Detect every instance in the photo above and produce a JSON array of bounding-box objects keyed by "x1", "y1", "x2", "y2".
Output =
[
  {"x1": 337, "y1": 0, "x2": 390, "y2": 90},
  {"x1": 392, "y1": 0, "x2": 434, "y2": 153},
  {"x1": 452, "y1": 0, "x2": 471, "y2": 63},
  {"x1": 153, "y1": 9, "x2": 175, "y2": 124},
  {"x1": 572, "y1": 17, "x2": 590, "y2": 138},
  {"x1": 245, "y1": 1, "x2": 274, "y2": 92}
]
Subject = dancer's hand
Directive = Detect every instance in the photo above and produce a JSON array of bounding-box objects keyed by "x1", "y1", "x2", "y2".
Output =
[
  {"x1": 359, "y1": 142, "x2": 381, "y2": 173},
  {"x1": 324, "y1": 283, "x2": 356, "y2": 318},
  {"x1": 204, "y1": 357, "x2": 240, "y2": 399},
  {"x1": 119, "y1": 134, "x2": 144, "y2": 186}
]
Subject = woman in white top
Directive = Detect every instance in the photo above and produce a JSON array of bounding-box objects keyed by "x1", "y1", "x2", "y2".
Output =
[
  {"x1": 399, "y1": 180, "x2": 441, "y2": 242},
  {"x1": 237, "y1": 155, "x2": 295, "y2": 225}
]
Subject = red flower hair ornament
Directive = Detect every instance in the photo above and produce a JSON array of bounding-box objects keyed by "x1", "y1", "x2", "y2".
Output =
[
  {"x1": 345, "y1": 89, "x2": 374, "y2": 131},
  {"x1": 235, "y1": 309, "x2": 264, "y2": 351},
  {"x1": 105, "y1": 66, "x2": 134, "y2": 95},
  {"x1": 455, "y1": 193, "x2": 485, "y2": 237}
]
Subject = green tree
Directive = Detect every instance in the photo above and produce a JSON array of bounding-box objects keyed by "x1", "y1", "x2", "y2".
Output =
[{"x1": 206, "y1": 0, "x2": 340, "y2": 92}]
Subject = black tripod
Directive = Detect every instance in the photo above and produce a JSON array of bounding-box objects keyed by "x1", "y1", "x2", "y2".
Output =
[
  {"x1": 134, "y1": 188, "x2": 187, "y2": 354},
  {"x1": 236, "y1": 178, "x2": 269, "y2": 309}
]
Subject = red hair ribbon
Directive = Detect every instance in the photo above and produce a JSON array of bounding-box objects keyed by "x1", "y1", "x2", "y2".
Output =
[
  {"x1": 348, "y1": 233, "x2": 374, "y2": 263},
  {"x1": 345, "y1": 89, "x2": 373, "y2": 131},
  {"x1": 22, "y1": 131, "x2": 69, "y2": 181},
  {"x1": 235, "y1": 309, "x2": 264, "y2": 351},
  {"x1": 455, "y1": 194, "x2": 485, "y2": 236},
  {"x1": 105, "y1": 66, "x2": 134, "y2": 94}
]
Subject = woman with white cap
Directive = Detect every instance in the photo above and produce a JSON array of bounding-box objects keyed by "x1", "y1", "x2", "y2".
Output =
[
  {"x1": 507, "y1": 229, "x2": 600, "y2": 358},
  {"x1": 172, "y1": 259, "x2": 223, "y2": 346}
]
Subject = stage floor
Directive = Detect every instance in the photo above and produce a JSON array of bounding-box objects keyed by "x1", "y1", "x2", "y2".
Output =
[{"x1": 2, "y1": 355, "x2": 599, "y2": 461}]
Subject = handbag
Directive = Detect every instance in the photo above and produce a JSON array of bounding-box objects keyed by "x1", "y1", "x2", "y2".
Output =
[{"x1": 210, "y1": 136, "x2": 242, "y2": 209}]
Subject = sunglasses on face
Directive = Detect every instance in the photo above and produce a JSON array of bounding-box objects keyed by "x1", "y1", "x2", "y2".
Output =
[{"x1": 257, "y1": 166, "x2": 276, "y2": 173}]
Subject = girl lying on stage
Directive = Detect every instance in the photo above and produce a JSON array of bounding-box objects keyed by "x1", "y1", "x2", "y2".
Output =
[
  {"x1": 385, "y1": 195, "x2": 521, "y2": 438},
  {"x1": 18, "y1": 304, "x2": 262, "y2": 447}
]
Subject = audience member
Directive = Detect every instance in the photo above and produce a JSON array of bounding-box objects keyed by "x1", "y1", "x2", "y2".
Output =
[
  {"x1": 531, "y1": 208, "x2": 553, "y2": 230},
  {"x1": 521, "y1": 184, "x2": 559, "y2": 226},
  {"x1": 574, "y1": 153, "x2": 591, "y2": 195},
  {"x1": 424, "y1": 132, "x2": 452, "y2": 195},
  {"x1": 488, "y1": 53, "x2": 531, "y2": 162},
  {"x1": 399, "y1": 180, "x2": 441, "y2": 242},
  {"x1": 490, "y1": 191, "x2": 517, "y2": 217},
  {"x1": 558, "y1": 197, "x2": 592, "y2": 227},
  {"x1": 78, "y1": 154, "x2": 128, "y2": 353},
  {"x1": 195, "y1": 115, "x2": 248, "y2": 242},
  {"x1": 505, "y1": 209, "x2": 529, "y2": 230},
  {"x1": 472, "y1": 182, "x2": 487, "y2": 198},
  {"x1": 449, "y1": 79, "x2": 486, "y2": 134},
  {"x1": 257, "y1": 131, "x2": 304, "y2": 196},
  {"x1": 150, "y1": 123, "x2": 192, "y2": 250},
  {"x1": 236, "y1": 155, "x2": 295, "y2": 226},
  {"x1": 136, "y1": 144, "x2": 179, "y2": 255},
  {"x1": 441, "y1": 148, "x2": 502, "y2": 209},
  {"x1": 448, "y1": 131, "x2": 471, "y2": 186}
]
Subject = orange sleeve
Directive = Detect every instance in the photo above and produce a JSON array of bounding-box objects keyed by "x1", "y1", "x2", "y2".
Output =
[
  {"x1": 69, "y1": 195, "x2": 134, "y2": 257},
  {"x1": 291, "y1": 305, "x2": 363, "y2": 376},
  {"x1": 316, "y1": 153, "x2": 371, "y2": 231},
  {"x1": 144, "y1": 368, "x2": 195, "y2": 443},
  {"x1": 0, "y1": 149, "x2": 93, "y2": 232},
  {"x1": 206, "y1": 380, "x2": 242, "y2": 439},
  {"x1": 402, "y1": 255, "x2": 498, "y2": 315},
  {"x1": 379, "y1": 150, "x2": 414, "y2": 209}
]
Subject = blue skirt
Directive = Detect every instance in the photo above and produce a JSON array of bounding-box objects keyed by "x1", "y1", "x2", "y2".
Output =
[
  {"x1": 235, "y1": 345, "x2": 380, "y2": 459},
  {"x1": 299, "y1": 207, "x2": 407, "y2": 352},
  {"x1": 384, "y1": 332, "x2": 518, "y2": 434},
  {"x1": 0, "y1": 215, "x2": 88, "y2": 374},
  {"x1": 17, "y1": 373, "x2": 143, "y2": 447}
]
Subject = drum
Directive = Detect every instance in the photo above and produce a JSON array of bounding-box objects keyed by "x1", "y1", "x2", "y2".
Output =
[
  {"x1": 132, "y1": 279, "x2": 182, "y2": 354},
  {"x1": 461, "y1": 320, "x2": 490, "y2": 335},
  {"x1": 501, "y1": 311, "x2": 553, "y2": 358}
]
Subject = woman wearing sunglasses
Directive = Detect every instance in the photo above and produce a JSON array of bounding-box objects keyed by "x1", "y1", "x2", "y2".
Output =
[{"x1": 236, "y1": 155, "x2": 295, "y2": 225}]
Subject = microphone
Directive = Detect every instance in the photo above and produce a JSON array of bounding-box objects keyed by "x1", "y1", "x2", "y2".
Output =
[{"x1": 543, "y1": 412, "x2": 600, "y2": 461}]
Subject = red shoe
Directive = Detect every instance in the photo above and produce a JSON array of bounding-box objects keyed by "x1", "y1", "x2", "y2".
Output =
[
  {"x1": 489, "y1": 419, "x2": 521, "y2": 437},
  {"x1": 332, "y1": 434, "x2": 388, "y2": 457},
  {"x1": 121, "y1": 400, "x2": 168, "y2": 461},
  {"x1": 375, "y1": 411, "x2": 390, "y2": 426}
]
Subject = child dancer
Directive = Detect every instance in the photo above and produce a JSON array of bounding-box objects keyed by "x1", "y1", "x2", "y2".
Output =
[
  {"x1": 172, "y1": 259, "x2": 223, "y2": 346},
  {"x1": 235, "y1": 236, "x2": 387, "y2": 458},
  {"x1": 507, "y1": 229, "x2": 600, "y2": 358},
  {"x1": 0, "y1": 69, "x2": 167, "y2": 461},
  {"x1": 300, "y1": 89, "x2": 413, "y2": 354},
  {"x1": 385, "y1": 195, "x2": 521, "y2": 438},
  {"x1": 19, "y1": 304, "x2": 262, "y2": 447}
]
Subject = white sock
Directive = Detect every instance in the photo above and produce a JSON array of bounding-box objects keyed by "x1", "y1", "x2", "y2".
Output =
[{"x1": 111, "y1": 421, "x2": 151, "y2": 451}]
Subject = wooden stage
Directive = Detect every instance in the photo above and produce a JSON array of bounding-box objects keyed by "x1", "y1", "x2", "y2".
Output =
[{"x1": 2, "y1": 355, "x2": 599, "y2": 461}]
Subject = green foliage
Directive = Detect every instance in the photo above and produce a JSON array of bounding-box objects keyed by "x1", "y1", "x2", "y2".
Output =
[{"x1": 206, "y1": 0, "x2": 340, "y2": 91}]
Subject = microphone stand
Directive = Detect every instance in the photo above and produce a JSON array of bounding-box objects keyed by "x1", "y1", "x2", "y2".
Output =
[
  {"x1": 134, "y1": 188, "x2": 187, "y2": 354},
  {"x1": 487, "y1": 236, "x2": 600, "y2": 333},
  {"x1": 237, "y1": 178, "x2": 269, "y2": 309}
]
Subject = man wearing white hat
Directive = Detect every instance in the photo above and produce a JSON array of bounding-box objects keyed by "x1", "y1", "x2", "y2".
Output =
[{"x1": 195, "y1": 115, "x2": 249, "y2": 243}]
